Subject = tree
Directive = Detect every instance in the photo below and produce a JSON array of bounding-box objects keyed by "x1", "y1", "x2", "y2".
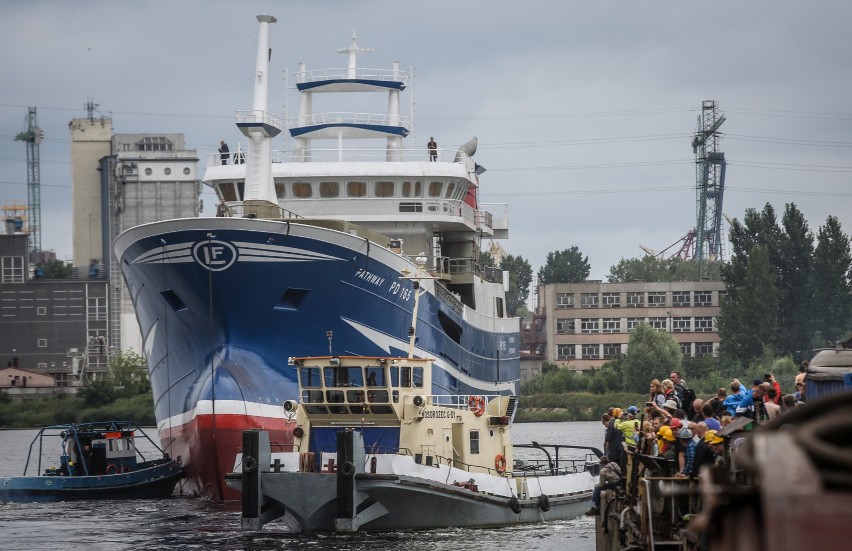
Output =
[
  {"x1": 500, "y1": 254, "x2": 533, "y2": 316},
  {"x1": 776, "y1": 204, "x2": 814, "y2": 360},
  {"x1": 607, "y1": 256, "x2": 721, "y2": 282},
  {"x1": 719, "y1": 245, "x2": 779, "y2": 363},
  {"x1": 621, "y1": 322, "x2": 682, "y2": 393},
  {"x1": 110, "y1": 350, "x2": 151, "y2": 397},
  {"x1": 36, "y1": 259, "x2": 73, "y2": 279},
  {"x1": 538, "y1": 247, "x2": 590, "y2": 284},
  {"x1": 812, "y1": 216, "x2": 852, "y2": 345}
]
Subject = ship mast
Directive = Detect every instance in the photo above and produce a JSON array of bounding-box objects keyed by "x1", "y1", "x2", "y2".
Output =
[{"x1": 237, "y1": 15, "x2": 283, "y2": 214}]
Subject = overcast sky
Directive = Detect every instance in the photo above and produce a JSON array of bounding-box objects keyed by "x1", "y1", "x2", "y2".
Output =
[{"x1": 2, "y1": 1, "x2": 851, "y2": 285}]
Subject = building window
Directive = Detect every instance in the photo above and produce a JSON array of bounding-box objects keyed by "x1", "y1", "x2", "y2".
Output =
[
  {"x1": 469, "y1": 430, "x2": 480, "y2": 455},
  {"x1": 694, "y1": 291, "x2": 712, "y2": 306},
  {"x1": 603, "y1": 343, "x2": 621, "y2": 359},
  {"x1": 602, "y1": 293, "x2": 620, "y2": 308},
  {"x1": 648, "y1": 292, "x2": 666, "y2": 307},
  {"x1": 320, "y1": 182, "x2": 340, "y2": 198},
  {"x1": 374, "y1": 181, "x2": 395, "y2": 197},
  {"x1": 37, "y1": 306, "x2": 47, "y2": 315},
  {"x1": 293, "y1": 182, "x2": 313, "y2": 198},
  {"x1": 582, "y1": 344, "x2": 600, "y2": 359},
  {"x1": 649, "y1": 317, "x2": 667, "y2": 331},
  {"x1": 672, "y1": 317, "x2": 691, "y2": 332},
  {"x1": 680, "y1": 342, "x2": 692, "y2": 357},
  {"x1": 137, "y1": 136, "x2": 173, "y2": 151},
  {"x1": 626, "y1": 317, "x2": 643, "y2": 332},
  {"x1": 347, "y1": 181, "x2": 367, "y2": 197},
  {"x1": 695, "y1": 317, "x2": 714, "y2": 332},
  {"x1": 626, "y1": 292, "x2": 644, "y2": 307},
  {"x1": 556, "y1": 319, "x2": 575, "y2": 334},
  {"x1": 602, "y1": 318, "x2": 620, "y2": 333},
  {"x1": 672, "y1": 291, "x2": 691, "y2": 306},
  {"x1": 37, "y1": 338, "x2": 47, "y2": 348},
  {"x1": 580, "y1": 318, "x2": 599, "y2": 334},
  {"x1": 1, "y1": 256, "x2": 25, "y2": 283},
  {"x1": 556, "y1": 293, "x2": 574, "y2": 309},
  {"x1": 581, "y1": 293, "x2": 599, "y2": 308},
  {"x1": 556, "y1": 344, "x2": 575, "y2": 360},
  {"x1": 696, "y1": 342, "x2": 714, "y2": 357}
]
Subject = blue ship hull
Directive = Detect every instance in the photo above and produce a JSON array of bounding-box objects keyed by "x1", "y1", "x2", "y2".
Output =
[{"x1": 115, "y1": 217, "x2": 520, "y2": 499}]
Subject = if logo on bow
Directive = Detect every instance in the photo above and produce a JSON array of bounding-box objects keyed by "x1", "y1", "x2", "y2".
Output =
[{"x1": 192, "y1": 240, "x2": 238, "y2": 271}]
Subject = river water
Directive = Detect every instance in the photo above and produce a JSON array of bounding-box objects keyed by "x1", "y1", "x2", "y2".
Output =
[{"x1": 0, "y1": 421, "x2": 603, "y2": 551}]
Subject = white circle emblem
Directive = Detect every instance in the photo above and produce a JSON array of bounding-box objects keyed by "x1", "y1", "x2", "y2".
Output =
[{"x1": 192, "y1": 240, "x2": 238, "y2": 271}]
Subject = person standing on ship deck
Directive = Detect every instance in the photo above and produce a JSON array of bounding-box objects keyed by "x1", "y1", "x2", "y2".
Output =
[
  {"x1": 427, "y1": 137, "x2": 437, "y2": 161},
  {"x1": 219, "y1": 140, "x2": 230, "y2": 165}
]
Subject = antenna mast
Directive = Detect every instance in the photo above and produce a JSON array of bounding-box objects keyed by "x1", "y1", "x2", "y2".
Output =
[
  {"x1": 691, "y1": 100, "x2": 727, "y2": 278},
  {"x1": 15, "y1": 107, "x2": 43, "y2": 254}
]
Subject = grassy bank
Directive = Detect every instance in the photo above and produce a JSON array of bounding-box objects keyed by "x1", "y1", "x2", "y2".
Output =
[
  {"x1": 0, "y1": 393, "x2": 155, "y2": 429},
  {"x1": 516, "y1": 392, "x2": 647, "y2": 422}
]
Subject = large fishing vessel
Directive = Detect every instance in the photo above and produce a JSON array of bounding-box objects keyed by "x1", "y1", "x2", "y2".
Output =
[{"x1": 114, "y1": 15, "x2": 519, "y2": 499}]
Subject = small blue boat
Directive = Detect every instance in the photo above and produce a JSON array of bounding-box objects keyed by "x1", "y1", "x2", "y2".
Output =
[{"x1": 0, "y1": 421, "x2": 184, "y2": 503}]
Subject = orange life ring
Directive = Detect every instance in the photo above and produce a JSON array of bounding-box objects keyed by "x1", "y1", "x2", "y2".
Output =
[
  {"x1": 106, "y1": 463, "x2": 118, "y2": 475},
  {"x1": 467, "y1": 395, "x2": 486, "y2": 417},
  {"x1": 495, "y1": 453, "x2": 507, "y2": 473}
]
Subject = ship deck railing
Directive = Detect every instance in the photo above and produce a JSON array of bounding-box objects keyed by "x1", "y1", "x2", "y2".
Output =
[
  {"x1": 295, "y1": 67, "x2": 412, "y2": 86},
  {"x1": 288, "y1": 112, "x2": 412, "y2": 130},
  {"x1": 205, "y1": 146, "x2": 467, "y2": 166}
]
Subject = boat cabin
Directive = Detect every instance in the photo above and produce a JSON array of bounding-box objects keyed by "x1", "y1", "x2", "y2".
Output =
[{"x1": 287, "y1": 355, "x2": 514, "y2": 475}]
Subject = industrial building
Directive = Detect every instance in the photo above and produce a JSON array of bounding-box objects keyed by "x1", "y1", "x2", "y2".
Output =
[{"x1": 525, "y1": 280, "x2": 724, "y2": 374}]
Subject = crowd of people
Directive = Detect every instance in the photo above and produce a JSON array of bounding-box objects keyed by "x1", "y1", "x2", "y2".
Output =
[{"x1": 585, "y1": 364, "x2": 809, "y2": 516}]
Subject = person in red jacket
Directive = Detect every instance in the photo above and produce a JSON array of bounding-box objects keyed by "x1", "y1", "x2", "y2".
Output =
[{"x1": 762, "y1": 373, "x2": 782, "y2": 405}]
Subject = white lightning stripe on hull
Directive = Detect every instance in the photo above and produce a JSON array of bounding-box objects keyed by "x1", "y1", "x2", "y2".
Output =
[{"x1": 157, "y1": 399, "x2": 290, "y2": 433}]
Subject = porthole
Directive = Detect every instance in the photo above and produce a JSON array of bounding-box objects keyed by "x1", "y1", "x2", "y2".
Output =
[
  {"x1": 183, "y1": 167, "x2": 191, "y2": 175},
  {"x1": 489, "y1": 429, "x2": 494, "y2": 438},
  {"x1": 144, "y1": 168, "x2": 152, "y2": 176},
  {"x1": 164, "y1": 167, "x2": 172, "y2": 175}
]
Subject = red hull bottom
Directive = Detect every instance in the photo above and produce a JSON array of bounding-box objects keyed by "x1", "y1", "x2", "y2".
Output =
[{"x1": 159, "y1": 414, "x2": 295, "y2": 500}]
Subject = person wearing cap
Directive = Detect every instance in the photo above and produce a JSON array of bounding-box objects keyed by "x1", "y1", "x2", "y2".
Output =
[
  {"x1": 427, "y1": 137, "x2": 437, "y2": 161},
  {"x1": 604, "y1": 411, "x2": 625, "y2": 471},
  {"x1": 676, "y1": 428, "x2": 697, "y2": 477},
  {"x1": 657, "y1": 426, "x2": 676, "y2": 460},
  {"x1": 615, "y1": 408, "x2": 639, "y2": 448}
]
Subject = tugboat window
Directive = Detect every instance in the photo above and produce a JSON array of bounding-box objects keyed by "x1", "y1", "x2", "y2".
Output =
[
  {"x1": 390, "y1": 366, "x2": 399, "y2": 387},
  {"x1": 469, "y1": 431, "x2": 480, "y2": 455},
  {"x1": 412, "y1": 367, "x2": 423, "y2": 388},
  {"x1": 365, "y1": 367, "x2": 384, "y2": 386},
  {"x1": 401, "y1": 366, "x2": 411, "y2": 387},
  {"x1": 299, "y1": 367, "x2": 322, "y2": 388}
]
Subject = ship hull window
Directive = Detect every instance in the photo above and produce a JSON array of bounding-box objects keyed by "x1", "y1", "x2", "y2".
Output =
[
  {"x1": 293, "y1": 182, "x2": 312, "y2": 198},
  {"x1": 347, "y1": 181, "x2": 367, "y2": 197},
  {"x1": 374, "y1": 181, "x2": 394, "y2": 197}
]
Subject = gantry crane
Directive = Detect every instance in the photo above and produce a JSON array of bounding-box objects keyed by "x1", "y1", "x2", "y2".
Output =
[
  {"x1": 14, "y1": 107, "x2": 43, "y2": 254},
  {"x1": 691, "y1": 100, "x2": 726, "y2": 277}
]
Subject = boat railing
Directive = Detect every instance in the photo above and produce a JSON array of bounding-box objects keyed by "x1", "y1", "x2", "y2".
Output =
[
  {"x1": 296, "y1": 67, "x2": 411, "y2": 86},
  {"x1": 512, "y1": 442, "x2": 603, "y2": 477},
  {"x1": 235, "y1": 109, "x2": 283, "y2": 130},
  {"x1": 205, "y1": 146, "x2": 470, "y2": 165},
  {"x1": 289, "y1": 111, "x2": 412, "y2": 130}
]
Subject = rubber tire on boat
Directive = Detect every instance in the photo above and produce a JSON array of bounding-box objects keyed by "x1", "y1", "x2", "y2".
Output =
[
  {"x1": 340, "y1": 461, "x2": 356, "y2": 478},
  {"x1": 508, "y1": 496, "x2": 522, "y2": 515},
  {"x1": 538, "y1": 494, "x2": 550, "y2": 512},
  {"x1": 243, "y1": 456, "x2": 257, "y2": 473}
]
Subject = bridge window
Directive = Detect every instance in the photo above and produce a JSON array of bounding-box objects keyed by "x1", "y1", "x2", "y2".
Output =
[
  {"x1": 365, "y1": 367, "x2": 385, "y2": 386},
  {"x1": 428, "y1": 181, "x2": 443, "y2": 197},
  {"x1": 218, "y1": 182, "x2": 237, "y2": 202},
  {"x1": 444, "y1": 182, "x2": 456, "y2": 199},
  {"x1": 402, "y1": 180, "x2": 422, "y2": 197},
  {"x1": 274, "y1": 183, "x2": 286, "y2": 199},
  {"x1": 374, "y1": 181, "x2": 394, "y2": 197},
  {"x1": 292, "y1": 182, "x2": 312, "y2": 198},
  {"x1": 347, "y1": 181, "x2": 367, "y2": 197},
  {"x1": 320, "y1": 182, "x2": 339, "y2": 198},
  {"x1": 299, "y1": 366, "x2": 322, "y2": 388}
]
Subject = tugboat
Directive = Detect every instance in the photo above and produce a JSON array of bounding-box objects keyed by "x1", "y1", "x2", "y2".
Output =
[
  {"x1": 225, "y1": 267, "x2": 598, "y2": 532},
  {"x1": 0, "y1": 421, "x2": 183, "y2": 503}
]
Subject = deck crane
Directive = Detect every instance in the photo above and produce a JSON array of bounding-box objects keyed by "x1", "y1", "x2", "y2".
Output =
[{"x1": 14, "y1": 107, "x2": 43, "y2": 254}]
